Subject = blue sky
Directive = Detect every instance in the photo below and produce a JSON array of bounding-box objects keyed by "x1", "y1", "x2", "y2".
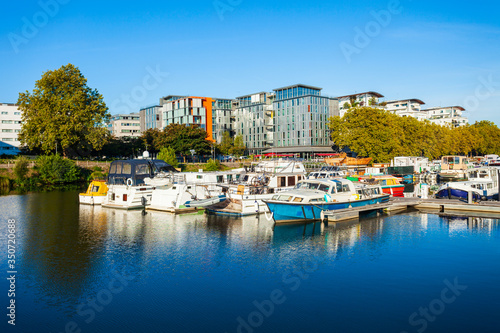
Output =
[{"x1": 1, "y1": 0, "x2": 500, "y2": 124}]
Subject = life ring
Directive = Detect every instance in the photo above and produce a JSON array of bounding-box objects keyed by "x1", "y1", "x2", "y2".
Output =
[{"x1": 126, "y1": 178, "x2": 133, "y2": 186}]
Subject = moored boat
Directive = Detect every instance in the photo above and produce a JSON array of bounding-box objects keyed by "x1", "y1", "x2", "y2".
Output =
[
  {"x1": 102, "y1": 157, "x2": 177, "y2": 210},
  {"x1": 436, "y1": 167, "x2": 499, "y2": 201},
  {"x1": 79, "y1": 180, "x2": 108, "y2": 205},
  {"x1": 263, "y1": 178, "x2": 390, "y2": 223},
  {"x1": 438, "y1": 156, "x2": 471, "y2": 181}
]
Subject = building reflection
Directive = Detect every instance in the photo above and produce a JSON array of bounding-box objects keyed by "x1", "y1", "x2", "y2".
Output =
[{"x1": 442, "y1": 214, "x2": 500, "y2": 234}]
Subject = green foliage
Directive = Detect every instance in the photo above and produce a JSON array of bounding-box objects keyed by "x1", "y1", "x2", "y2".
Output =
[
  {"x1": 143, "y1": 124, "x2": 211, "y2": 158},
  {"x1": 343, "y1": 102, "x2": 351, "y2": 109},
  {"x1": 13, "y1": 156, "x2": 29, "y2": 183},
  {"x1": 98, "y1": 136, "x2": 144, "y2": 159},
  {"x1": 204, "y1": 159, "x2": 222, "y2": 171},
  {"x1": 36, "y1": 155, "x2": 82, "y2": 183},
  {"x1": 157, "y1": 146, "x2": 179, "y2": 168},
  {"x1": 218, "y1": 131, "x2": 233, "y2": 155},
  {"x1": 231, "y1": 134, "x2": 246, "y2": 157},
  {"x1": 89, "y1": 166, "x2": 106, "y2": 180},
  {"x1": 17, "y1": 64, "x2": 110, "y2": 157},
  {"x1": 369, "y1": 97, "x2": 378, "y2": 106},
  {"x1": 329, "y1": 106, "x2": 499, "y2": 162}
]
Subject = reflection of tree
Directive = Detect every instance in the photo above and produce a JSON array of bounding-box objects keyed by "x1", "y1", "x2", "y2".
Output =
[{"x1": 23, "y1": 191, "x2": 108, "y2": 301}]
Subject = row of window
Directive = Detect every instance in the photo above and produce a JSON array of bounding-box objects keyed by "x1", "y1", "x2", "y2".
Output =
[
  {"x1": 2, "y1": 129, "x2": 21, "y2": 133},
  {"x1": 1, "y1": 138, "x2": 18, "y2": 141},
  {"x1": 1, "y1": 111, "x2": 21, "y2": 115},
  {"x1": 1, "y1": 120, "x2": 22, "y2": 124}
]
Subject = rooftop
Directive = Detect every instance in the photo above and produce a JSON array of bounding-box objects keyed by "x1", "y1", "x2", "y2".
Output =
[
  {"x1": 385, "y1": 98, "x2": 425, "y2": 105},
  {"x1": 337, "y1": 91, "x2": 384, "y2": 99},
  {"x1": 422, "y1": 106, "x2": 466, "y2": 111},
  {"x1": 273, "y1": 84, "x2": 322, "y2": 92}
]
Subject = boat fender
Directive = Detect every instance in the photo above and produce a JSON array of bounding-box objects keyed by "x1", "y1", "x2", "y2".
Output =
[{"x1": 126, "y1": 178, "x2": 133, "y2": 186}]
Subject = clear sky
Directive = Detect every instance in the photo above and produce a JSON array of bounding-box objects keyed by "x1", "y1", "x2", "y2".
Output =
[{"x1": 1, "y1": 0, "x2": 500, "y2": 124}]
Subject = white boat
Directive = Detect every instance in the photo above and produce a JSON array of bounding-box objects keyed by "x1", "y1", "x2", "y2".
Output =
[
  {"x1": 185, "y1": 195, "x2": 227, "y2": 208},
  {"x1": 436, "y1": 167, "x2": 499, "y2": 201},
  {"x1": 146, "y1": 169, "x2": 250, "y2": 213},
  {"x1": 102, "y1": 157, "x2": 178, "y2": 210},
  {"x1": 307, "y1": 166, "x2": 347, "y2": 179},
  {"x1": 392, "y1": 156, "x2": 430, "y2": 173},
  {"x1": 205, "y1": 160, "x2": 307, "y2": 216}
]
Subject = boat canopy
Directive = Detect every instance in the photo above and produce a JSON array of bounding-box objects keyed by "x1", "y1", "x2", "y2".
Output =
[{"x1": 108, "y1": 159, "x2": 177, "y2": 186}]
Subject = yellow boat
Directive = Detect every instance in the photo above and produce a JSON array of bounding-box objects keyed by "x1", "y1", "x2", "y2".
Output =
[{"x1": 79, "y1": 180, "x2": 108, "y2": 205}]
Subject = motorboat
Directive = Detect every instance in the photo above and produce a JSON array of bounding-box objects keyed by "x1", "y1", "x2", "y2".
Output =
[
  {"x1": 436, "y1": 167, "x2": 499, "y2": 201},
  {"x1": 263, "y1": 178, "x2": 390, "y2": 223},
  {"x1": 79, "y1": 180, "x2": 108, "y2": 205},
  {"x1": 102, "y1": 157, "x2": 177, "y2": 210},
  {"x1": 205, "y1": 159, "x2": 307, "y2": 216}
]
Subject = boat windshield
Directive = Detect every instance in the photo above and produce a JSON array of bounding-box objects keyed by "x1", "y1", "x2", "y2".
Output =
[{"x1": 295, "y1": 182, "x2": 320, "y2": 190}]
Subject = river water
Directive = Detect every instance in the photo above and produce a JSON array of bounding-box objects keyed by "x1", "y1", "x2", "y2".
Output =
[{"x1": 1, "y1": 190, "x2": 499, "y2": 333}]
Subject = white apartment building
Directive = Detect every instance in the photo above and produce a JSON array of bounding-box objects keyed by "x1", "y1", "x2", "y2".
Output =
[
  {"x1": 0, "y1": 103, "x2": 22, "y2": 148},
  {"x1": 421, "y1": 106, "x2": 468, "y2": 127},
  {"x1": 384, "y1": 99, "x2": 427, "y2": 120},
  {"x1": 337, "y1": 92, "x2": 384, "y2": 117},
  {"x1": 109, "y1": 113, "x2": 141, "y2": 138}
]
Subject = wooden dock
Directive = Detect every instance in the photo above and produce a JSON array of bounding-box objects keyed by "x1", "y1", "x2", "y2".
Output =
[{"x1": 322, "y1": 197, "x2": 500, "y2": 222}]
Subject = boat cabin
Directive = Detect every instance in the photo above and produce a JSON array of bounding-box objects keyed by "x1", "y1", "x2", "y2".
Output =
[
  {"x1": 107, "y1": 159, "x2": 177, "y2": 186},
  {"x1": 440, "y1": 156, "x2": 469, "y2": 171}
]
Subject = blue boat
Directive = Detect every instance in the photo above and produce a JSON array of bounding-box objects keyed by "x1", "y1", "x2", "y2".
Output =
[{"x1": 263, "y1": 179, "x2": 390, "y2": 223}]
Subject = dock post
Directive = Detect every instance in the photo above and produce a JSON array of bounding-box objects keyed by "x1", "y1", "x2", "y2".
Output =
[
  {"x1": 468, "y1": 191, "x2": 473, "y2": 204},
  {"x1": 498, "y1": 169, "x2": 500, "y2": 201}
]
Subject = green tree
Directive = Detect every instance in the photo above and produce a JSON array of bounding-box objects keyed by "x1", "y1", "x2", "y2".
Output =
[
  {"x1": 159, "y1": 123, "x2": 211, "y2": 160},
  {"x1": 231, "y1": 134, "x2": 246, "y2": 157},
  {"x1": 18, "y1": 64, "x2": 110, "y2": 157},
  {"x1": 218, "y1": 131, "x2": 233, "y2": 155},
  {"x1": 157, "y1": 146, "x2": 179, "y2": 168},
  {"x1": 204, "y1": 158, "x2": 222, "y2": 171},
  {"x1": 141, "y1": 128, "x2": 163, "y2": 154}
]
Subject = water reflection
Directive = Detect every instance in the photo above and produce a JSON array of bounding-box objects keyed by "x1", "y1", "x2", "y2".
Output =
[{"x1": 441, "y1": 214, "x2": 500, "y2": 234}]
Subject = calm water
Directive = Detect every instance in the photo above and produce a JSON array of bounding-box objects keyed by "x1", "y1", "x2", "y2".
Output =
[{"x1": 1, "y1": 191, "x2": 500, "y2": 333}]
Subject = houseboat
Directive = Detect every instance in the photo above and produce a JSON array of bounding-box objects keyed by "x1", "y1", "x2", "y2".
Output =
[
  {"x1": 438, "y1": 156, "x2": 471, "y2": 181},
  {"x1": 349, "y1": 175, "x2": 405, "y2": 197},
  {"x1": 263, "y1": 178, "x2": 390, "y2": 223}
]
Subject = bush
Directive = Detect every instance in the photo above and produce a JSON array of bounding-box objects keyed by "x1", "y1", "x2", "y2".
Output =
[
  {"x1": 36, "y1": 155, "x2": 82, "y2": 183},
  {"x1": 13, "y1": 156, "x2": 29, "y2": 184},
  {"x1": 204, "y1": 159, "x2": 221, "y2": 171}
]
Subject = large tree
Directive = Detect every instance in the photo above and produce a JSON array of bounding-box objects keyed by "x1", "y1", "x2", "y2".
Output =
[
  {"x1": 18, "y1": 64, "x2": 110, "y2": 156},
  {"x1": 156, "y1": 123, "x2": 211, "y2": 158}
]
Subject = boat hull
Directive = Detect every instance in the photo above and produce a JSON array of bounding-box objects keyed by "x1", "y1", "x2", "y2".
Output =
[
  {"x1": 436, "y1": 188, "x2": 497, "y2": 201},
  {"x1": 382, "y1": 185, "x2": 405, "y2": 197},
  {"x1": 79, "y1": 194, "x2": 106, "y2": 205},
  {"x1": 264, "y1": 195, "x2": 390, "y2": 223}
]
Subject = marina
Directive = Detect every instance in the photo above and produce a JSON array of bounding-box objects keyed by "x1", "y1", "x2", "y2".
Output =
[{"x1": 1, "y1": 189, "x2": 499, "y2": 333}]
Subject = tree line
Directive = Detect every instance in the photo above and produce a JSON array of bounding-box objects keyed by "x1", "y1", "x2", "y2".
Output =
[{"x1": 329, "y1": 107, "x2": 500, "y2": 163}]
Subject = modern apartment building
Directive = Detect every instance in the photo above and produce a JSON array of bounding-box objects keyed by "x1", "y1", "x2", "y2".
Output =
[
  {"x1": 109, "y1": 113, "x2": 141, "y2": 138},
  {"x1": 385, "y1": 99, "x2": 426, "y2": 120},
  {"x1": 337, "y1": 92, "x2": 384, "y2": 117},
  {"x1": 139, "y1": 105, "x2": 161, "y2": 132},
  {"x1": 0, "y1": 103, "x2": 22, "y2": 148},
  {"x1": 158, "y1": 95, "x2": 234, "y2": 143},
  {"x1": 233, "y1": 92, "x2": 274, "y2": 154},
  {"x1": 211, "y1": 98, "x2": 235, "y2": 144},
  {"x1": 421, "y1": 106, "x2": 468, "y2": 127}
]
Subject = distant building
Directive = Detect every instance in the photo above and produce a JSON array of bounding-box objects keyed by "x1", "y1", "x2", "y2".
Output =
[
  {"x1": 109, "y1": 113, "x2": 141, "y2": 138},
  {"x1": 337, "y1": 92, "x2": 384, "y2": 117},
  {"x1": 233, "y1": 91, "x2": 275, "y2": 154},
  {"x1": 159, "y1": 95, "x2": 233, "y2": 143},
  {"x1": 384, "y1": 99, "x2": 426, "y2": 120},
  {"x1": 139, "y1": 105, "x2": 161, "y2": 132},
  {"x1": 0, "y1": 103, "x2": 22, "y2": 148},
  {"x1": 421, "y1": 106, "x2": 469, "y2": 127}
]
